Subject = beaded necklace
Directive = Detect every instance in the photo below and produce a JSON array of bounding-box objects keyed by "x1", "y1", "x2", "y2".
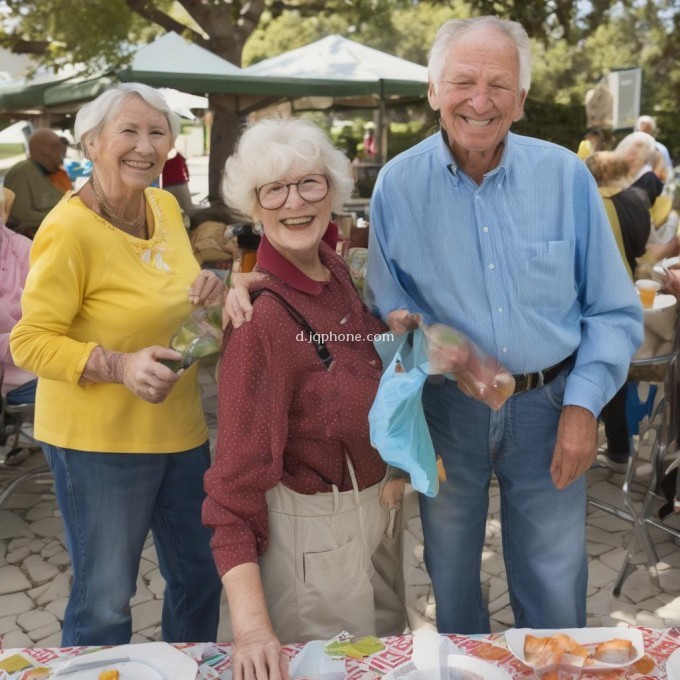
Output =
[{"x1": 90, "y1": 172, "x2": 147, "y2": 239}]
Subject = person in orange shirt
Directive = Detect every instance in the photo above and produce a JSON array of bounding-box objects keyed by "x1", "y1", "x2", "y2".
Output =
[{"x1": 48, "y1": 136, "x2": 73, "y2": 193}]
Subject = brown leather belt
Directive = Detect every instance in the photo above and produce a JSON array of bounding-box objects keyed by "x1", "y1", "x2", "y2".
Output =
[{"x1": 512, "y1": 357, "x2": 571, "y2": 395}]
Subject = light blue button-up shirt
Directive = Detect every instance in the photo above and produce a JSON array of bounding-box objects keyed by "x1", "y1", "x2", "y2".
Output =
[{"x1": 366, "y1": 130, "x2": 644, "y2": 417}]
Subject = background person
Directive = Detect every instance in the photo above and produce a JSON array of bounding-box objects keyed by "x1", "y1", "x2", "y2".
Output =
[
  {"x1": 1, "y1": 194, "x2": 38, "y2": 465},
  {"x1": 203, "y1": 117, "x2": 406, "y2": 680},
  {"x1": 3, "y1": 128, "x2": 66, "y2": 235},
  {"x1": 585, "y1": 151, "x2": 652, "y2": 473},
  {"x1": 636, "y1": 114, "x2": 674, "y2": 188},
  {"x1": 365, "y1": 16, "x2": 642, "y2": 634},
  {"x1": 161, "y1": 148, "x2": 196, "y2": 217},
  {"x1": 48, "y1": 135, "x2": 74, "y2": 193},
  {"x1": 10, "y1": 82, "x2": 223, "y2": 646}
]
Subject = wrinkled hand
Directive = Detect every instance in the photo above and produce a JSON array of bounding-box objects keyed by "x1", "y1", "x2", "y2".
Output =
[
  {"x1": 121, "y1": 346, "x2": 182, "y2": 403},
  {"x1": 189, "y1": 270, "x2": 225, "y2": 306},
  {"x1": 224, "y1": 271, "x2": 267, "y2": 329},
  {"x1": 381, "y1": 478, "x2": 405, "y2": 509},
  {"x1": 386, "y1": 309, "x2": 422, "y2": 335},
  {"x1": 231, "y1": 626, "x2": 290, "y2": 680},
  {"x1": 550, "y1": 405, "x2": 598, "y2": 489},
  {"x1": 661, "y1": 269, "x2": 680, "y2": 299}
]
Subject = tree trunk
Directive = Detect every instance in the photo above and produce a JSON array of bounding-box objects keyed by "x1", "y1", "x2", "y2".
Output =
[{"x1": 207, "y1": 94, "x2": 245, "y2": 206}]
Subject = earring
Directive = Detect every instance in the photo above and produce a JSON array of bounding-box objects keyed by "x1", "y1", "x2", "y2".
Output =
[{"x1": 253, "y1": 221, "x2": 263, "y2": 235}]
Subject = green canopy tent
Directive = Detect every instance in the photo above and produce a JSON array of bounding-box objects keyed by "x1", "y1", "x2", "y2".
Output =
[{"x1": 241, "y1": 35, "x2": 429, "y2": 162}]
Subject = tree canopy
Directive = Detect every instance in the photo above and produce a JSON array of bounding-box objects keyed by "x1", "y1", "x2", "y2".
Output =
[{"x1": 1, "y1": 0, "x2": 678, "y2": 170}]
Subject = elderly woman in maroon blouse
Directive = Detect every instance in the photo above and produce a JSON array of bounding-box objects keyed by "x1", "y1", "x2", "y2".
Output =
[{"x1": 202, "y1": 118, "x2": 405, "y2": 680}]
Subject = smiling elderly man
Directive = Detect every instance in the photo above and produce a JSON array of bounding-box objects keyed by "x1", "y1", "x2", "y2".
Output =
[
  {"x1": 366, "y1": 16, "x2": 643, "y2": 634},
  {"x1": 4, "y1": 128, "x2": 66, "y2": 232}
]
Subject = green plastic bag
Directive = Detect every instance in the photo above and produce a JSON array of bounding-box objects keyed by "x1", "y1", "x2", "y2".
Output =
[{"x1": 161, "y1": 302, "x2": 223, "y2": 372}]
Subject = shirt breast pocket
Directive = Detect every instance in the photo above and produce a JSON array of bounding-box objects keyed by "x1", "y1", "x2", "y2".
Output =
[{"x1": 518, "y1": 239, "x2": 575, "y2": 309}]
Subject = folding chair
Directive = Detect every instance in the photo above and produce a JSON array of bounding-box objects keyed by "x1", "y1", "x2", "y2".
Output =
[
  {"x1": 1, "y1": 370, "x2": 40, "y2": 465},
  {"x1": 588, "y1": 317, "x2": 680, "y2": 596}
]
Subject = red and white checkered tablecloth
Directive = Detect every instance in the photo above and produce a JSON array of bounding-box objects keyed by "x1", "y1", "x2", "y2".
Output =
[{"x1": 2, "y1": 628, "x2": 679, "y2": 679}]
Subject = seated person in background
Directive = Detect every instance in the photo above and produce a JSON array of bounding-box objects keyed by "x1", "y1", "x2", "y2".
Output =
[
  {"x1": 636, "y1": 115, "x2": 675, "y2": 189},
  {"x1": 616, "y1": 131, "x2": 676, "y2": 251},
  {"x1": 48, "y1": 136, "x2": 73, "y2": 193},
  {"x1": 615, "y1": 131, "x2": 664, "y2": 206},
  {"x1": 203, "y1": 117, "x2": 406, "y2": 680},
  {"x1": 161, "y1": 149, "x2": 196, "y2": 217},
  {"x1": 1, "y1": 192, "x2": 38, "y2": 461},
  {"x1": 4, "y1": 128, "x2": 67, "y2": 235},
  {"x1": 585, "y1": 151, "x2": 652, "y2": 277},
  {"x1": 585, "y1": 151, "x2": 652, "y2": 472}
]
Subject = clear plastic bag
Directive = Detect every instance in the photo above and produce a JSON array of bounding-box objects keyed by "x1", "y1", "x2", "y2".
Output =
[
  {"x1": 161, "y1": 302, "x2": 223, "y2": 372},
  {"x1": 422, "y1": 323, "x2": 515, "y2": 411}
]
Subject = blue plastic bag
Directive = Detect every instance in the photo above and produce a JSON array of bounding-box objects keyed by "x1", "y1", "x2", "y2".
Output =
[{"x1": 369, "y1": 329, "x2": 439, "y2": 497}]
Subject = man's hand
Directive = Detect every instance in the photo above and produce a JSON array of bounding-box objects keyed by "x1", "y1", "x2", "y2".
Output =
[
  {"x1": 224, "y1": 272, "x2": 267, "y2": 329},
  {"x1": 386, "y1": 309, "x2": 422, "y2": 335},
  {"x1": 550, "y1": 405, "x2": 598, "y2": 489}
]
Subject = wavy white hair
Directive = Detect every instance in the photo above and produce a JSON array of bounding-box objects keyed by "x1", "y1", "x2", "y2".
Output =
[
  {"x1": 74, "y1": 82, "x2": 180, "y2": 149},
  {"x1": 222, "y1": 117, "x2": 355, "y2": 219}
]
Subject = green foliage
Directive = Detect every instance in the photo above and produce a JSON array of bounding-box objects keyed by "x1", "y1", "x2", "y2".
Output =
[
  {"x1": 1, "y1": 0, "x2": 679, "y2": 162},
  {"x1": 0, "y1": 0, "x2": 164, "y2": 73}
]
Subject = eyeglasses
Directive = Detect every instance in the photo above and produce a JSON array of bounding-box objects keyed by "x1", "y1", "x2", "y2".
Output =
[{"x1": 256, "y1": 174, "x2": 329, "y2": 210}]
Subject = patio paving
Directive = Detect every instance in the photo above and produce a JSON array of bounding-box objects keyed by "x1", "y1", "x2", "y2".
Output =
[{"x1": 2, "y1": 362, "x2": 680, "y2": 649}]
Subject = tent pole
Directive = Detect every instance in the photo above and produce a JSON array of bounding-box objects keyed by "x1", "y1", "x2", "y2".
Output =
[{"x1": 378, "y1": 86, "x2": 388, "y2": 165}]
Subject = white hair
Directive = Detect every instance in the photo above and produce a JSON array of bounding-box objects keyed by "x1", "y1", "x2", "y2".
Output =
[
  {"x1": 635, "y1": 115, "x2": 657, "y2": 135},
  {"x1": 616, "y1": 131, "x2": 658, "y2": 167},
  {"x1": 222, "y1": 117, "x2": 355, "y2": 219},
  {"x1": 428, "y1": 16, "x2": 532, "y2": 96},
  {"x1": 74, "y1": 82, "x2": 181, "y2": 148}
]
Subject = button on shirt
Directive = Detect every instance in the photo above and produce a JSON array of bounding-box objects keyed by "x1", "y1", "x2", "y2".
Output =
[{"x1": 366, "y1": 130, "x2": 643, "y2": 417}]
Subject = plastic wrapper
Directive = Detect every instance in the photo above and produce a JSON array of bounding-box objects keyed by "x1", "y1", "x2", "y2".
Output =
[
  {"x1": 345, "y1": 247, "x2": 369, "y2": 301},
  {"x1": 161, "y1": 303, "x2": 223, "y2": 372},
  {"x1": 422, "y1": 323, "x2": 515, "y2": 411}
]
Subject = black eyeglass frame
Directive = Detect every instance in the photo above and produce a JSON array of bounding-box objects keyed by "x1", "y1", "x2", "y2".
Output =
[{"x1": 255, "y1": 174, "x2": 330, "y2": 210}]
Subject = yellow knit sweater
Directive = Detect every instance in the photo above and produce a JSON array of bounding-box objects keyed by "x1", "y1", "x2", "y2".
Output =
[{"x1": 10, "y1": 188, "x2": 208, "y2": 452}]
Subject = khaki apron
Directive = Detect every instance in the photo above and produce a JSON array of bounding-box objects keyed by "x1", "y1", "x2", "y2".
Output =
[{"x1": 220, "y1": 458, "x2": 406, "y2": 643}]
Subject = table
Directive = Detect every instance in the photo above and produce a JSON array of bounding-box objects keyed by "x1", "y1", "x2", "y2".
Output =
[{"x1": 2, "y1": 628, "x2": 679, "y2": 680}]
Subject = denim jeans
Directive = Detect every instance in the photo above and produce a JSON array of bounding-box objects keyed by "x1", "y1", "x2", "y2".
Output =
[
  {"x1": 42, "y1": 441, "x2": 222, "y2": 646},
  {"x1": 419, "y1": 366, "x2": 587, "y2": 633},
  {"x1": 5, "y1": 378, "x2": 37, "y2": 405}
]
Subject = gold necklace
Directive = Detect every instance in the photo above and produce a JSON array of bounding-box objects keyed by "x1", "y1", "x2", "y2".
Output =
[{"x1": 90, "y1": 172, "x2": 147, "y2": 238}]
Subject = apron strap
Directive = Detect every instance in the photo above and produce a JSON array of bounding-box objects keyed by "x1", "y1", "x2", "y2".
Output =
[{"x1": 345, "y1": 453, "x2": 368, "y2": 553}]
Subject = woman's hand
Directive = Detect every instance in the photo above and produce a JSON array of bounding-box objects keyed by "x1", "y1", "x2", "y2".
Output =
[
  {"x1": 224, "y1": 271, "x2": 267, "y2": 329},
  {"x1": 231, "y1": 625, "x2": 291, "y2": 680},
  {"x1": 120, "y1": 346, "x2": 183, "y2": 403},
  {"x1": 189, "y1": 270, "x2": 225, "y2": 306}
]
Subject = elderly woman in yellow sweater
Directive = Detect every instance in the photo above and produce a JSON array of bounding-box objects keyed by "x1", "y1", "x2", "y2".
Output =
[{"x1": 10, "y1": 83, "x2": 223, "y2": 646}]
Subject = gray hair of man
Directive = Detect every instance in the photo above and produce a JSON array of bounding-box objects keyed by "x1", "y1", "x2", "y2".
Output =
[
  {"x1": 428, "y1": 16, "x2": 532, "y2": 96},
  {"x1": 616, "y1": 131, "x2": 658, "y2": 168},
  {"x1": 74, "y1": 83, "x2": 181, "y2": 152},
  {"x1": 635, "y1": 115, "x2": 657, "y2": 135},
  {"x1": 222, "y1": 117, "x2": 355, "y2": 219}
]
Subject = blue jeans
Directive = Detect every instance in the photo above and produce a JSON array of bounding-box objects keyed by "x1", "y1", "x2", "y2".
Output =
[
  {"x1": 419, "y1": 366, "x2": 587, "y2": 633},
  {"x1": 42, "y1": 442, "x2": 222, "y2": 646},
  {"x1": 5, "y1": 378, "x2": 37, "y2": 405}
]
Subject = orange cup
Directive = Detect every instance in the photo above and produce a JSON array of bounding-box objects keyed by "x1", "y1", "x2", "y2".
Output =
[{"x1": 635, "y1": 279, "x2": 660, "y2": 309}]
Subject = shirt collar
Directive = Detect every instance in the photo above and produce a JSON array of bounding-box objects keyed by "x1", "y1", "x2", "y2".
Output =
[
  {"x1": 437, "y1": 127, "x2": 512, "y2": 186},
  {"x1": 256, "y1": 222, "x2": 337, "y2": 296}
]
